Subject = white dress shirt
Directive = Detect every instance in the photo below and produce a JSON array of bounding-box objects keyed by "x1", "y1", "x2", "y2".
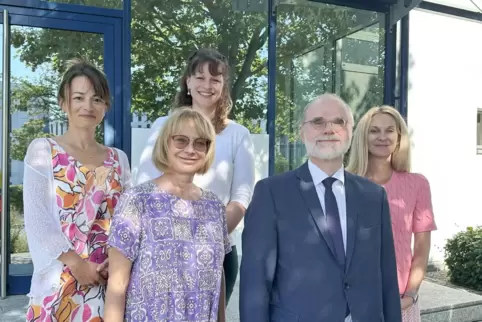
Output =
[{"x1": 307, "y1": 160, "x2": 352, "y2": 322}]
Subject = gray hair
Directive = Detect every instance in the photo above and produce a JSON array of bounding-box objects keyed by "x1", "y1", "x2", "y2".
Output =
[{"x1": 301, "y1": 93, "x2": 354, "y2": 127}]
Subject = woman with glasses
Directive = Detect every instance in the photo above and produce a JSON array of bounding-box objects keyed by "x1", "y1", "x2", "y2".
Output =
[
  {"x1": 136, "y1": 48, "x2": 255, "y2": 304},
  {"x1": 105, "y1": 108, "x2": 231, "y2": 322}
]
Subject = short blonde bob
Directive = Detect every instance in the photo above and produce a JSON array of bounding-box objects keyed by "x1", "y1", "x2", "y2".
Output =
[
  {"x1": 152, "y1": 108, "x2": 216, "y2": 175},
  {"x1": 346, "y1": 105, "x2": 411, "y2": 176}
]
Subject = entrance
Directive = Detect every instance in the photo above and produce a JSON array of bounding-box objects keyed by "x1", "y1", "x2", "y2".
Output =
[{"x1": 0, "y1": 4, "x2": 122, "y2": 297}]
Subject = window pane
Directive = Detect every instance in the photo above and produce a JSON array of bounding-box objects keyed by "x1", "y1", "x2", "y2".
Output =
[
  {"x1": 129, "y1": 0, "x2": 269, "y2": 181},
  {"x1": 275, "y1": 1, "x2": 385, "y2": 173}
]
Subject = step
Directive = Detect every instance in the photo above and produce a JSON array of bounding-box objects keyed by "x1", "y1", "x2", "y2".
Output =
[{"x1": 420, "y1": 280, "x2": 482, "y2": 322}]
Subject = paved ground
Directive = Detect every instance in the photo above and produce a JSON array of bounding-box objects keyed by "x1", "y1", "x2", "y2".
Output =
[{"x1": 1, "y1": 274, "x2": 480, "y2": 322}]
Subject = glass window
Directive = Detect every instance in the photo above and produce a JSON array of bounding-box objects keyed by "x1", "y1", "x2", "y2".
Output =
[
  {"x1": 2, "y1": 25, "x2": 104, "y2": 290},
  {"x1": 42, "y1": 0, "x2": 122, "y2": 9},
  {"x1": 129, "y1": 0, "x2": 269, "y2": 180},
  {"x1": 275, "y1": 1, "x2": 385, "y2": 173}
]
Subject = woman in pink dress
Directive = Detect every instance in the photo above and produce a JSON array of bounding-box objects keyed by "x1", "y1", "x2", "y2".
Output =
[{"x1": 347, "y1": 105, "x2": 436, "y2": 322}]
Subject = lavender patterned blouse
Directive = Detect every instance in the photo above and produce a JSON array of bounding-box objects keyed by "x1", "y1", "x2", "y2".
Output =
[{"x1": 108, "y1": 181, "x2": 231, "y2": 322}]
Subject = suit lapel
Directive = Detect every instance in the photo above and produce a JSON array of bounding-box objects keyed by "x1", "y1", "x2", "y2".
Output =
[
  {"x1": 344, "y1": 171, "x2": 359, "y2": 274},
  {"x1": 297, "y1": 162, "x2": 337, "y2": 260}
]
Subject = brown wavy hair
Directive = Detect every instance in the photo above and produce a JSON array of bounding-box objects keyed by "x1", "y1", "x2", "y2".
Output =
[{"x1": 173, "y1": 48, "x2": 232, "y2": 134}]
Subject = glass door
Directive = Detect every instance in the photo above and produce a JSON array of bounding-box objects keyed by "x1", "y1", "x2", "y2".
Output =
[{"x1": 0, "y1": 6, "x2": 118, "y2": 297}]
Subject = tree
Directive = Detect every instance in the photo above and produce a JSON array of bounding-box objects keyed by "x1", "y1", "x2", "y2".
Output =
[{"x1": 9, "y1": 0, "x2": 385, "y2": 171}]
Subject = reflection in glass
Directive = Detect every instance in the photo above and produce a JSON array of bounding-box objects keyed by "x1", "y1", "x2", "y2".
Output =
[
  {"x1": 275, "y1": 1, "x2": 385, "y2": 172},
  {"x1": 129, "y1": 1, "x2": 268, "y2": 134},
  {"x1": 42, "y1": 0, "x2": 122, "y2": 9},
  {"x1": 6, "y1": 26, "x2": 103, "y2": 279}
]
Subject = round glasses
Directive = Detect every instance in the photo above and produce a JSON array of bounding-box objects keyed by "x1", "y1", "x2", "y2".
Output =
[
  {"x1": 171, "y1": 135, "x2": 211, "y2": 153},
  {"x1": 303, "y1": 117, "x2": 348, "y2": 132}
]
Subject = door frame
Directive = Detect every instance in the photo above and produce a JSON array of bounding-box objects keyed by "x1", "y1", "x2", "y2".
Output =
[{"x1": 0, "y1": 4, "x2": 123, "y2": 297}]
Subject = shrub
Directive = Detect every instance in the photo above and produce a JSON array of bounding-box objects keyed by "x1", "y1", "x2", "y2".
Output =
[{"x1": 444, "y1": 226, "x2": 482, "y2": 291}]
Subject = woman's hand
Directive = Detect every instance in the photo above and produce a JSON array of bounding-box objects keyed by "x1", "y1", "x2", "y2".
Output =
[
  {"x1": 97, "y1": 258, "x2": 109, "y2": 280},
  {"x1": 70, "y1": 259, "x2": 106, "y2": 287},
  {"x1": 401, "y1": 296, "x2": 414, "y2": 310}
]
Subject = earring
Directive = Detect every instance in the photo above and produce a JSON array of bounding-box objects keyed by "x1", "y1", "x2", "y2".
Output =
[{"x1": 187, "y1": 88, "x2": 191, "y2": 96}]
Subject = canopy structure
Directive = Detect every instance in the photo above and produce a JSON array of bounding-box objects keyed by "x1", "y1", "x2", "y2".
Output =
[{"x1": 233, "y1": 0, "x2": 423, "y2": 25}]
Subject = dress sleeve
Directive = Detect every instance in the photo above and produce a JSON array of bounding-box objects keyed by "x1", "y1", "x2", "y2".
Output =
[
  {"x1": 23, "y1": 138, "x2": 73, "y2": 275},
  {"x1": 108, "y1": 188, "x2": 142, "y2": 261},
  {"x1": 135, "y1": 117, "x2": 166, "y2": 185},
  {"x1": 412, "y1": 174, "x2": 437, "y2": 233},
  {"x1": 115, "y1": 148, "x2": 132, "y2": 190},
  {"x1": 220, "y1": 201, "x2": 232, "y2": 255},
  {"x1": 230, "y1": 130, "x2": 255, "y2": 209}
]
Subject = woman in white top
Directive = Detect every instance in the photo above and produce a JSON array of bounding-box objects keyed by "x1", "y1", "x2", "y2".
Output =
[
  {"x1": 136, "y1": 48, "x2": 255, "y2": 304},
  {"x1": 24, "y1": 59, "x2": 131, "y2": 322}
]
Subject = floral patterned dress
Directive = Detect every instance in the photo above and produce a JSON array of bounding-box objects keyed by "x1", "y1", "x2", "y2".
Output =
[{"x1": 26, "y1": 138, "x2": 125, "y2": 322}]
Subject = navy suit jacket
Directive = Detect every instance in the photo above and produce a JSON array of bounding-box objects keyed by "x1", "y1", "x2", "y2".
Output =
[{"x1": 239, "y1": 162, "x2": 402, "y2": 322}]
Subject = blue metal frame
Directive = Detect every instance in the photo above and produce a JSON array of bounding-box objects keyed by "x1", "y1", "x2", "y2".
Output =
[
  {"x1": 0, "y1": 1, "x2": 128, "y2": 295},
  {"x1": 383, "y1": 12, "x2": 397, "y2": 106},
  {"x1": 309, "y1": 0, "x2": 391, "y2": 13},
  {"x1": 398, "y1": 14, "x2": 409, "y2": 119},
  {"x1": 122, "y1": 0, "x2": 132, "y2": 162},
  {"x1": 0, "y1": 0, "x2": 123, "y2": 17},
  {"x1": 267, "y1": 0, "x2": 277, "y2": 176}
]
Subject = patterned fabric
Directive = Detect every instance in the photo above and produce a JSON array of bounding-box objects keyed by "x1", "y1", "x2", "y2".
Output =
[
  {"x1": 383, "y1": 172, "x2": 437, "y2": 292},
  {"x1": 108, "y1": 182, "x2": 231, "y2": 322},
  {"x1": 26, "y1": 138, "x2": 124, "y2": 322},
  {"x1": 383, "y1": 171, "x2": 436, "y2": 322},
  {"x1": 402, "y1": 302, "x2": 421, "y2": 322}
]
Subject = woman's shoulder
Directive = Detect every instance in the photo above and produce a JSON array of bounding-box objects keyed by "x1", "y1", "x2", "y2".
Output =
[
  {"x1": 225, "y1": 119, "x2": 251, "y2": 135},
  {"x1": 202, "y1": 189, "x2": 225, "y2": 207},
  {"x1": 24, "y1": 138, "x2": 52, "y2": 162},
  {"x1": 151, "y1": 115, "x2": 169, "y2": 129},
  {"x1": 394, "y1": 171, "x2": 431, "y2": 190}
]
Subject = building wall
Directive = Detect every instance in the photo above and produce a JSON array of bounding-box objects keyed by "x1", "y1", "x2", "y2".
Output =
[{"x1": 407, "y1": 8, "x2": 482, "y2": 266}]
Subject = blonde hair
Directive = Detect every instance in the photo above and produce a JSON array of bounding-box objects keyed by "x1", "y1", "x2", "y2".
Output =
[
  {"x1": 346, "y1": 105, "x2": 411, "y2": 176},
  {"x1": 152, "y1": 108, "x2": 216, "y2": 175}
]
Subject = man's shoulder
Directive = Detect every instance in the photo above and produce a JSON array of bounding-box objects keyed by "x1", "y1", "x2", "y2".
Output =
[{"x1": 256, "y1": 168, "x2": 298, "y2": 188}]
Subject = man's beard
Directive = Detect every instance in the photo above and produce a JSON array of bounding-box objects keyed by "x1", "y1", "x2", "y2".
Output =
[{"x1": 305, "y1": 135, "x2": 351, "y2": 160}]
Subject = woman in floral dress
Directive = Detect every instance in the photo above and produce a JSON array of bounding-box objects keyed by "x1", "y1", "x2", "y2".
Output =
[
  {"x1": 105, "y1": 108, "x2": 230, "y2": 322},
  {"x1": 24, "y1": 59, "x2": 131, "y2": 322}
]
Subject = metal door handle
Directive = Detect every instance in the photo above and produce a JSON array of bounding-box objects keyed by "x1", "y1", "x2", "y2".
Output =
[{"x1": 1, "y1": 8, "x2": 11, "y2": 299}]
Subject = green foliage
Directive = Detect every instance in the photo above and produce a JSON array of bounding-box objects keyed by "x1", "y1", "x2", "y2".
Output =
[
  {"x1": 9, "y1": 0, "x2": 385, "y2": 174},
  {"x1": 445, "y1": 226, "x2": 482, "y2": 291},
  {"x1": 9, "y1": 185, "x2": 24, "y2": 214},
  {"x1": 10, "y1": 210, "x2": 29, "y2": 254}
]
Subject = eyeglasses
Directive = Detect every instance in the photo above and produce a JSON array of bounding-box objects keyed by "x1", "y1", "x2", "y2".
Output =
[
  {"x1": 171, "y1": 135, "x2": 211, "y2": 153},
  {"x1": 303, "y1": 117, "x2": 348, "y2": 132}
]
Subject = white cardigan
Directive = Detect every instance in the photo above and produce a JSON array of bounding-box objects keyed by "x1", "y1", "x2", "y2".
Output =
[{"x1": 23, "y1": 138, "x2": 131, "y2": 298}]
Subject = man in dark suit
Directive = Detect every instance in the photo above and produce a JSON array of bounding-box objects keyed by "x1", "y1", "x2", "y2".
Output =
[{"x1": 239, "y1": 94, "x2": 401, "y2": 322}]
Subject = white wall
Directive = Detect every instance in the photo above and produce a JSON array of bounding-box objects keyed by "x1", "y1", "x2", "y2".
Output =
[
  {"x1": 408, "y1": 8, "x2": 482, "y2": 265},
  {"x1": 130, "y1": 128, "x2": 270, "y2": 255}
]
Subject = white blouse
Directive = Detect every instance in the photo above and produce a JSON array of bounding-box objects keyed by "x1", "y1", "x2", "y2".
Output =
[
  {"x1": 136, "y1": 116, "x2": 255, "y2": 219},
  {"x1": 23, "y1": 138, "x2": 131, "y2": 298}
]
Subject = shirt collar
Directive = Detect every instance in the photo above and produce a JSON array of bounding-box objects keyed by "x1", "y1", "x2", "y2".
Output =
[{"x1": 308, "y1": 159, "x2": 345, "y2": 186}]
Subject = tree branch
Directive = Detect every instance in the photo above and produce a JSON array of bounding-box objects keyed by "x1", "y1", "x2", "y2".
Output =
[{"x1": 230, "y1": 25, "x2": 268, "y2": 111}]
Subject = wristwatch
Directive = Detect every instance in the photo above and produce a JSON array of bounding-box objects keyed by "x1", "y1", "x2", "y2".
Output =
[{"x1": 403, "y1": 290, "x2": 419, "y2": 304}]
